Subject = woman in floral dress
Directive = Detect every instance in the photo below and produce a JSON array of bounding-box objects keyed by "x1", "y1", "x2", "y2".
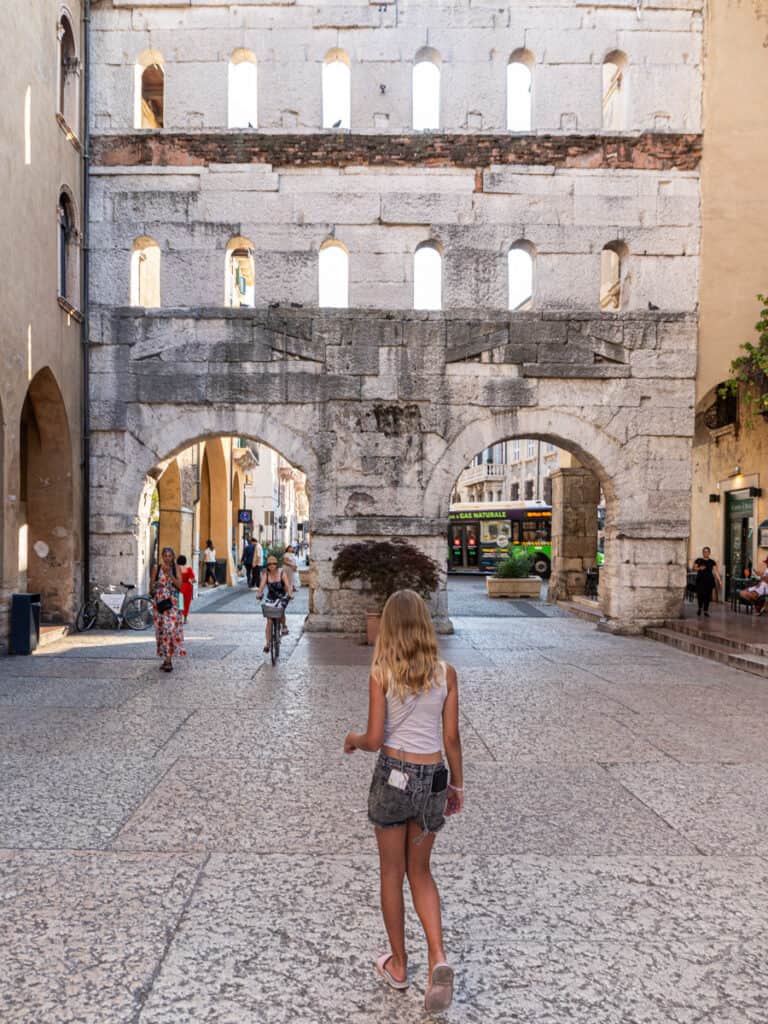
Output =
[{"x1": 150, "y1": 546, "x2": 186, "y2": 672}]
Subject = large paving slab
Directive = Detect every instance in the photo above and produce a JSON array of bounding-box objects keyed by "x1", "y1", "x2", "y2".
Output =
[{"x1": 2, "y1": 582, "x2": 767, "y2": 1021}]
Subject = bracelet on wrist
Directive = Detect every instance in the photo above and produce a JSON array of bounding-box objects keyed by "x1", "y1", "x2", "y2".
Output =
[{"x1": 448, "y1": 783, "x2": 464, "y2": 792}]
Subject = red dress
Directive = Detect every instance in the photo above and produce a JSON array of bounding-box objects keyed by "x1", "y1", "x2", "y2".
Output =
[{"x1": 180, "y1": 567, "x2": 195, "y2": 620}]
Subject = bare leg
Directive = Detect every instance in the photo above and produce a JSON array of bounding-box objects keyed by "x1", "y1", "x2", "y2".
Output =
[
  {"x1": 405, "y1": 821, "x2": 446, "y2": 979},
  {"x1": 375, "y1": 825, "x2": 408, "y2": 982}
]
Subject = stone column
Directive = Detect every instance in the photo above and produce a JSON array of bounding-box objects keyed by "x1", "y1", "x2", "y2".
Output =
[{"x1": 547, "y1": 467, "x2": 600, "y2": 602}]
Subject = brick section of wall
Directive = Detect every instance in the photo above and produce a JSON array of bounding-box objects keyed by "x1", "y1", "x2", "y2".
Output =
[{"x1": 92, "y1": 131, "x2": 702, "y2": 172}]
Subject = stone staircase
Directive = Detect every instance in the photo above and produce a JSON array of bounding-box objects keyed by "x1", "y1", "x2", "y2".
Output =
[
  {"x1": 646, "y1": 618, "x2": 768, "y2": 679},
  {"x1": 557, "y1": 596, "x2": 603, "y2": 624},
  {"x1": 39, "y1": 624, "x2": 69, "y2": 649}
]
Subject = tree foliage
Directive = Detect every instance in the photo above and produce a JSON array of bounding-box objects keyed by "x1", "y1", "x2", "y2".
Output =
[{"x1": 721, "y1": 294, "x2": 768, "y2": 424}]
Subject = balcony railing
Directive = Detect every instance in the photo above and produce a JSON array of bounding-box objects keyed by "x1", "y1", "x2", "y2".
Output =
[{"x1": 459, "y1": 463, "x2": 507, "y2": 486}]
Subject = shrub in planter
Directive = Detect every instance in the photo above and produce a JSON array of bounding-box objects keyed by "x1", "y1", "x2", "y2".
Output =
[
  {"x1": 331, "y1": 539, "x2": 441, "y2": 612},
  {"x1": 494, "y1": 548, "x2": 536, "y2": 579}
]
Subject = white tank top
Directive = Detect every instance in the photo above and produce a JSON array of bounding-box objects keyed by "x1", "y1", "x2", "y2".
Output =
[{"x1": 383, "y1": 661, "x2": 448, "y2": 755}]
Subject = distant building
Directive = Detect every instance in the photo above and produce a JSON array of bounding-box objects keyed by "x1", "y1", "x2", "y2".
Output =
[{"x1": 453, "y1": 441, "x2": 562, "y2": 505}]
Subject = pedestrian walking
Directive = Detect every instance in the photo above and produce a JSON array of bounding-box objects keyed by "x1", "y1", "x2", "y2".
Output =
[
  {"x1": 253, "y1": 538, "x2": 264, "y2": 588},
  {"x1": 176, "y1": 555, "x2": 195, "y2": 624},
  {"x1": 692, "y1": 546, "x2": 722, "y2": 617},
  {"x1": 282, "y1": 543, "x2": 299, "y2": 594},
  {"x1": 202, "y1": 539, "x2": 218, "y2": 587},
  {"x1": 240, "y1": 537, "x2": 257, "y2": 588},
  {"x1": 343, "y1": 589, "x2": 464, "y2": 1013},
  {"x1": 150, "y1": 546, "x2": 186, "y2": 672}
]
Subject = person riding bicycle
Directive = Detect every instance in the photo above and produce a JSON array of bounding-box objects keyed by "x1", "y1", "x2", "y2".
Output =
[{"x1": 255, "y1": 555, "x2": 291, "y2": 653}]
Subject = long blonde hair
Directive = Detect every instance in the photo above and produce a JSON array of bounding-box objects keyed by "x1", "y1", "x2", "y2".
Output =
[{"x1": 372, "y1": 589, "x2": 440, "y2": 702}]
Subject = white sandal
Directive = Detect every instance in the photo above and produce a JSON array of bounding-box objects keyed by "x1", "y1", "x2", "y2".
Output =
[
  {"x1": 424, "y1": 963, "x2": 454, "y2": 1012},
  {"x1": 375, "y1": 953, "x2": 408, "y2": 991}
]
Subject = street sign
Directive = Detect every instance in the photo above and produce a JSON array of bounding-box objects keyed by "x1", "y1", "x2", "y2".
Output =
[{"x1": 238, "y1": 509, "x2": 252, "y2": 524}]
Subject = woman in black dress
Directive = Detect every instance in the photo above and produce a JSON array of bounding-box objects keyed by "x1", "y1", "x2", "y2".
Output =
[{"x1": 692, "y1": 546, "x2": 722, "y2": 617}]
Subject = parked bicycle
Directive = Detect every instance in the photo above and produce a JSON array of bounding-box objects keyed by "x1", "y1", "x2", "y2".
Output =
[{"x1": 75, "y1": 581, "x2": 153, "y2": 632}]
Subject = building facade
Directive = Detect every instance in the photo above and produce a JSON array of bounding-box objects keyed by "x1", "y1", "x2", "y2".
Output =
[
  {"x1": 0, "y1": 1, "x2": 86, "y2": 648},
  {"x1": 85, "y1": 0, "x2": 702, "y2": 634},
  {"x1": 454, "y1": 440, "x2": 563, "y2": 505},
  {"x1": 690, "y1": 0, "x2": 768, "y2": 595}
]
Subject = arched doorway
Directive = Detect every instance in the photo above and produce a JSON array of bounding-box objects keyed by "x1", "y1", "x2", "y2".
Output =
[
  {"x1": 18, "y1": 368, "x2": 75, "y2": 623},
  {"x1": 128, "y1": 430, "x2": 314, "y2": 596},
  {"x1": 423, "y1": 409, "x2": 625, "y2": 629}
]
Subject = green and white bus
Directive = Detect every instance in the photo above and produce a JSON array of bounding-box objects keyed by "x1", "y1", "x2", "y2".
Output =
[{"x1": 448, "y1": 501, "x2": 553, "y2": 577}]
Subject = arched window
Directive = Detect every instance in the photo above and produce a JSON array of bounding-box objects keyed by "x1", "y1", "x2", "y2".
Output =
[
  {"x1": 322, "y1": 50, "x2": 351, "y2": 130},
  {"x1": 600, "y1": 241, "x2": 627, "y2": 310},
  {"x1": 226, "y1": 238, "x2": 256, "y2": 308},
  {"x1": 58, "y1": 12, "x2": 79, "y2": 132},
  {"x1": 228, "y1": 49, "x2": 258, "y2": 129},
  {"x1": 508, "y1": 242, "x2": 534, "y2": 310},
  {"x1": 413, "y1": 48, "x2": 441, "y2": 130},
  {"x1": 57, "y1": 190, "x2": 78, "y2": 305},
  {"x1": 507, "y1": 49, "x2": 533, "y2": 131},
  {"x1": 602, "y1": 51, "x2": 628, "y2": 131},
  {"x1": 413, "y1": 242, "x2": 442, "y2": 311},
  {"x1": 134, "y1": 51, "x2": 165, "y2": 129},
  {"x1": 318, "y1": 240, "x2": 349, "y2": 308},
  {"x1": 130, "y1": 237, "x2": 161, "y2": 308}
]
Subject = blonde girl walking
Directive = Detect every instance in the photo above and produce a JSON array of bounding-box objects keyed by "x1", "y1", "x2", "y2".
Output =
[{"x1": 344, "y1": 589, "x2": 464, "y2": 1013}]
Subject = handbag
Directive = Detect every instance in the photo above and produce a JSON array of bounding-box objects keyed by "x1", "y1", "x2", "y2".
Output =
[{"x1": 156, "y1": 597, "x2": 172, "y2": 613}]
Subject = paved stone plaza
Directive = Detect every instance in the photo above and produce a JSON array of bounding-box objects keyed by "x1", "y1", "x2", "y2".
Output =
[{"x1": 2, "y1": 580, "x2": 768, "y2": 1023}]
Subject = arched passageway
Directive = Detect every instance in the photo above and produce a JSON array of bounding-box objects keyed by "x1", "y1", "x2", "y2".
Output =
[
  {"x1": 18, "y1": 368, "x2": 75, "y2": 623},
  {"x1": 129, "y1": 431, "x2": 313, "y2": 595},
  {"x1": 448, "y1": 437, "x2": 603, "y2": 602}
]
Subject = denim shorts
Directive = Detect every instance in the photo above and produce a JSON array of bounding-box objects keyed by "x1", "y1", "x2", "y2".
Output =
[{"x1": 368, "y1": 753, "x2": 448, "y2": 835}]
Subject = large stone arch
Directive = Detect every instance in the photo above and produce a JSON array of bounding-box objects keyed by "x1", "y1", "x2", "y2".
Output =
[
  {"x1": 90, "y1": 410, "x2": 322, "y2": 595},
  {"x1": 19, "y1": 368, "x2": 75, "y2": 623},
  {"x1": 422, "y1": 407, "x2": 621, "y2": 519},
  {"x1": 422, "y1": 407, "x2": 620, "y2": 614},
  {"x1": 420, "y1": 404, "x2": 688, "y2": 631}
]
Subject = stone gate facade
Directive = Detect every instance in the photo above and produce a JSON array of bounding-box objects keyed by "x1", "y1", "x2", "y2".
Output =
[
  {"x1": 90, "y1": 305, "x2": 696, "y2": 633},
  {"x1": 88, "y1": 0, "x2": 703, "y2": 633}
]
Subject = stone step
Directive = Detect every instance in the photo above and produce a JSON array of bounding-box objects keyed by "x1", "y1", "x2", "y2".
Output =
[
  {"x1": 646, "y1": 626, "x2": 768, "y2": 679},
  {"x1": 558, "y1": 599, "x2": 602, "y2": 624},
  {"x1": 662, "y1": 618, "x2": 768, "y2": 656},
  {"x1": 39, "y1": 624, "x2": 69, "y2": 648}
]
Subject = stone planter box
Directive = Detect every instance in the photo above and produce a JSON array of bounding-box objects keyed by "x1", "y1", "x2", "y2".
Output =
[
  {"x1": 366, "y1": 610, "x2": 381, "y2": 646},
  {"x1": 486, "y1": 576, "x2": 542, "y2": 599}
]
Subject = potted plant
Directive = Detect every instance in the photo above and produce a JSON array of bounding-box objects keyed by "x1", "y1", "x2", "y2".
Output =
[
  {"x1": 486, "y1": 548, "x2": 542, "y2": 599},
  {"x1": 332, "y1": 539, "x2": 441, "y2": 644},
  {"x1": 720, "y1": 294, "x2": 768, "y2": 424}
]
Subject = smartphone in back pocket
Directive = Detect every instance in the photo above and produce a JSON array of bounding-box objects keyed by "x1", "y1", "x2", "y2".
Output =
[{"x1": 431, "y1": 767, "x2": 449, "y2": 793}]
